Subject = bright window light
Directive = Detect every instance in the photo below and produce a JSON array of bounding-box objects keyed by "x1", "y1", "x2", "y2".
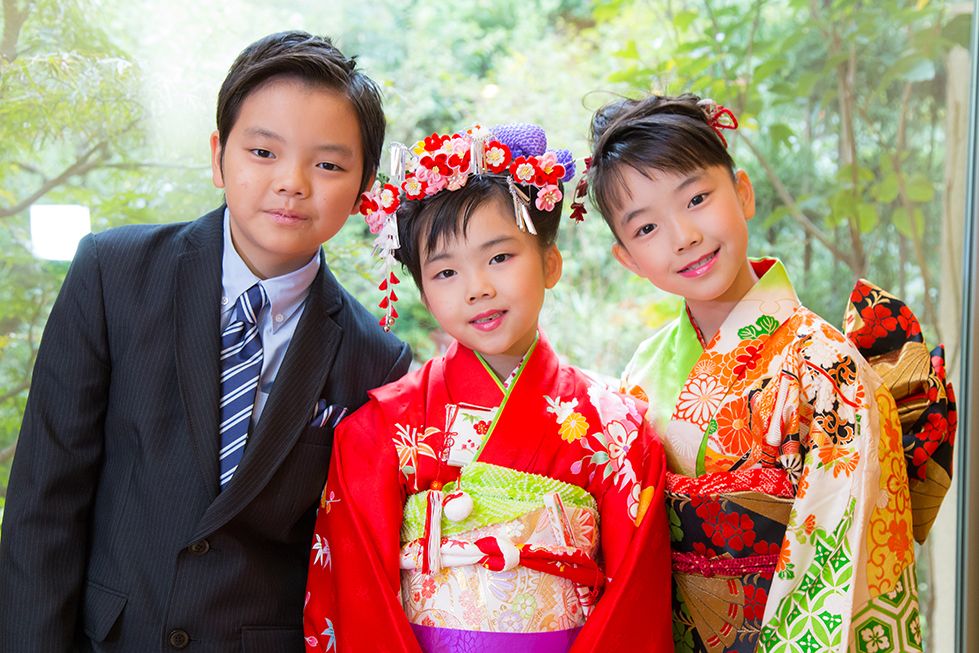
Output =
[{"x1": 30, "y1": 204, "x2": 91, "y2": 261}]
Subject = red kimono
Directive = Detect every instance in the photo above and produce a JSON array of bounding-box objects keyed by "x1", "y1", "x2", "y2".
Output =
[{"x1": 303, "y1": 335, "x2": 672, "y2": 652}]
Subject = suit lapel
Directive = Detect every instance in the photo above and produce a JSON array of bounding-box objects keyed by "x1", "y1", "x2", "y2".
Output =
[
  {"x1": 192, "y1": 255, "x2": 344, "y2": 539},
  {"x1": 174, "y1": 210, "x2": 225, "y2": 502}
]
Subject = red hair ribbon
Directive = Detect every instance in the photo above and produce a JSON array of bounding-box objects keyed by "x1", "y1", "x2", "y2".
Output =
[{"x1": 706, "y1": 105, "x2": 738, "y2": 148}]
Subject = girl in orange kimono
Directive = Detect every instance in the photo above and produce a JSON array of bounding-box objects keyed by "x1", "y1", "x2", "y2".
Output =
[
  {"x1": 581, "y1": 95, "x2": 954, "y2": 653},
  {"x1": 303, "y1": 123, "x2": 673, "y2": 652}
]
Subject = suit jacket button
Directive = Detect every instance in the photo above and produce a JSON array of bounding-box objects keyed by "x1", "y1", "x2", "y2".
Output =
[
  {"x1": 167, "y1": 629, "x2": 190, "y2": 649},
  {"x1": 189, "y1": 539, "x2": 210, "y2": 555}
]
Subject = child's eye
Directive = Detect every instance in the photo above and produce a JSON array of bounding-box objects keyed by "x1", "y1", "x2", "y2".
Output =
[
  {"x1": 635, "y1": 223, "x2": 657, "y2": 237},
  {"x1": 489, "y1": 253, "x2": 511, "y2": 264},
  {"x1": 689, "y1": 193, "x2": 707, "y2": 207},
  {"x1": 250, "y1": 149, "x2": 274, "y2": 159},
  {"x1": 317, "y1": 162, "x2": 341, "y2": 171},
  {"x1": 434, "y1": 269, "x2": 456, "y2": 280}
]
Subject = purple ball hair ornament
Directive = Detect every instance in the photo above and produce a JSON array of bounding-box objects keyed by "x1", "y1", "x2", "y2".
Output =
[
  {"x1": 555, "y1": 149, "x2": 575, "y2": 182},
  {"x1": 489, "y1": 123, "x2": 548, "y2": 159}
]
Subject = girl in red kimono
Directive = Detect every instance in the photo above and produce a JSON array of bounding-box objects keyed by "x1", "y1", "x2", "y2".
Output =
[{"x1": 303, "y1": 124, "x2": 673, "y2": 652}]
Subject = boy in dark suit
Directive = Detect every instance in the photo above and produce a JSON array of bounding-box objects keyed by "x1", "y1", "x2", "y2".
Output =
[{"x1": 0, "y1": 31, "x2": 411, "y2": 652}]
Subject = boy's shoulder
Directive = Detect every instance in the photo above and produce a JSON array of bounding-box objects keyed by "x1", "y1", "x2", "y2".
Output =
[
  {"x1": 325, "y1": 269, "x2": 408, "y2": 355},
  {"x1": 87, "y1": 207, "x2": 223, "y2": 259},
  {"x1": 367, "y1": 355, "x2": 435, "y2": 406}
]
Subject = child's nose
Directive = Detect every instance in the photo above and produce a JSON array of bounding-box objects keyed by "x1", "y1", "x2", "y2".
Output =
[
  {"x1": 466, "y1": 275, "x2": 495, "y2": 303},
  {"x1": 673, "y1": 218, "x2": 702, "y2": 253},
  {"x1": 276, "y1": 163, "x2": 310, "y2": 198}
]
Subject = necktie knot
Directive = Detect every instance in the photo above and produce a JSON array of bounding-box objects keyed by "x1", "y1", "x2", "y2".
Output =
[{"x1": 233, "y1": 283, "x2": 267, "y2": 326}]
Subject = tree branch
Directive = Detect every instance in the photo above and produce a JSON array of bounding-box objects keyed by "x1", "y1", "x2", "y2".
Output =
[
  {"x1": 893, "y1": 81, "x2": 941, "y2": 340},
  {"x1": 0, "y1": 380, "x2": 29, "y2": 406},
  {"x1": 0, "y1": 142, "x2": 109, "y2": 219},
  {"x1": 0, "y1": 441, "x2": 16, "y2": 467},
  {"x1": 740, "y1": 134, "x2": 857, "y2": 266},
  {"x1": 831, "y1": 21, "x2": 867, "y2": 278},
  {"x1": 1, "y1": 0, "x2": 29, "y2": 63}
]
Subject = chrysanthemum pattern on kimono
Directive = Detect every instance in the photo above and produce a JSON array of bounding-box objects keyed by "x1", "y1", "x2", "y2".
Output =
[{"x1": 622, "y1": 259, "x2": 921, "y2": 653}]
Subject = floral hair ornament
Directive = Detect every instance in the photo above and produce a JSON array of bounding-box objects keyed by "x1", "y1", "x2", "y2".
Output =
[
  {"x1": 359, "y1": 123, "x2": 577, "y2": 330},
  {"x1": 359, "y1": 165, "x2": 403, "y2": 331},
  {"x1": 697, "y1": 98, "x2": 738, "y2": 148},
  {"x1": 568, "y1": 157, "x2": 592, "y2": 223}
]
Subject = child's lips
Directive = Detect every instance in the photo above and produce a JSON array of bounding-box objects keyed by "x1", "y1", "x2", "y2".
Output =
[
  {"x1": 267, "y1": 209, "x2": 307, "y2": 224},
  {"x1": 470, "y1": 310, "x2": 506, "y2": 331},
  {"x1": 677, "y1": 248, "x2": 719, "y2": 278}
]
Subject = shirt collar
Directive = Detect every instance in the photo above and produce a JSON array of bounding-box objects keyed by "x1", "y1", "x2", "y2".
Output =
[{"x1": 221, "y1": 208, "x2": 321, "y2": 333}]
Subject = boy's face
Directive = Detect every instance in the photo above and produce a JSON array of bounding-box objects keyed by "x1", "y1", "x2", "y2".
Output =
[
  {"x1": 210, "y1": 77, "x2": 366, "y2": 279},
  {"x1": 419, "y1": 199, "x2": 562, "y2": 379},
  {"x1": 609, "y1": 164, "x2": 757, "y2": 309}
]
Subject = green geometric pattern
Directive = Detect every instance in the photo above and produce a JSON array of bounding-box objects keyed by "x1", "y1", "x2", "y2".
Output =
[
  {"x1": 758, "y1": 499, "x2": 855, "y2": 652},
  {"x1": 401, "y1": 462, "x2": 597, "y2": 541},
  {"x1": 852, "y1": 564, "x2": 922, "y2": 652}
]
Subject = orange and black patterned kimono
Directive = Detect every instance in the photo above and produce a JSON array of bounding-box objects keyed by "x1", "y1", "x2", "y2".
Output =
[{"x1": 622, "y1": 259, "x2": 954, "y2": 653}]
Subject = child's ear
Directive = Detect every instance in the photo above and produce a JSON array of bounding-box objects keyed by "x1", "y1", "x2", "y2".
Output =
[
  {"x1": 210, "y1": 131, "x2": 225, "y2": 189},
  {"x1": 543, "y1": 244, "x2": 563, "y2": 289},
  {"x1": 612, "y1": 242, "x2": 643, "y2": 277},
  {"x1": 735, "y1": 169, "x2": 756, "y2": 221}
]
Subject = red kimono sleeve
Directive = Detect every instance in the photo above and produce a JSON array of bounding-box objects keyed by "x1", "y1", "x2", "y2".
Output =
[
  {"x1": 571, "y1": 420, "x2": 673, "y2": 652},
  {"x1": 303, "y1": 400, "x2": 421, "y2": 653}
]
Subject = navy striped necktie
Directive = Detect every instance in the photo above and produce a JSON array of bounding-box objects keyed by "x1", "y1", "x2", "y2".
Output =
[{"x1": 219, "y1": 282, "x2": 267, "y2": 489}]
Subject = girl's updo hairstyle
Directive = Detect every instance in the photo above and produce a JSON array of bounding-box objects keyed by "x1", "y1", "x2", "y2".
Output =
[
  {"x1": 587, "y1": 93, "x2": 736, "y2": 232},
  {"x1": 394, "y1": 175, "x2": 563, "y2": 291}
]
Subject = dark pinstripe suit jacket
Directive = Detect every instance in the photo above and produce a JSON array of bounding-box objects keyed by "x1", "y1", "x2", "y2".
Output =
[{"x1": 0, "y1": 208, "x2": 411, "y2": 652}]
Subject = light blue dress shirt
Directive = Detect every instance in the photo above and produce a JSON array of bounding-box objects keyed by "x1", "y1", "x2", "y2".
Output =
[{"x1": 219, "y1": 209, "x2": 320, "y2": 424}]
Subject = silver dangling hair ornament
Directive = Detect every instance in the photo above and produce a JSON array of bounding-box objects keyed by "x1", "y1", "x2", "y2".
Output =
[{"x1": 507, "y1": 177, "x2": 537, "y2": 235}]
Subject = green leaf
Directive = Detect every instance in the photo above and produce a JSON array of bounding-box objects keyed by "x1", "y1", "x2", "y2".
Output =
[
  {"x1": 754, "y1": 58, "x2": 783, "y2": 83},
  {"x1": 615, "y1": 39, "x2": 640, "y2": 61},
  {"x1": 875, "y1": 173, "x2": 899, "y2": 203},
  {"x1": 769, "y1": 123, "x2": 794, "y2": 147},
  {"x1": 900, "y1": 57, "x2": 936, "y2": 82},
  {"x1": 668, "y1": 506, "x2": 684, "y2": 542},
  {"x1": 794, "y1": 72, "x2": 822, "y2": 96},
  {"x1": 907, "y1": 176, "x2": 936, "y2": 202},
  {"x1": 673, "y1": 10, "x2": 698, "y2": 32},
  {"x1": 591, "y1": 451, "x2": 610, "y2": 465},
  {"x1": 762, "y1": 205, "x2": 791, "y2": 229},
  {"x1": 857, "y1": 204, "x2": 878, "y2": 233},
  {"x1": 892, "y1": 206, "x2": 924, "y2": 237},
  {"x1": 738, "y1": 325, "x2": 761, "y2": 340},
  {"x1": 828, "y1": 191, "x2": 853, "y2": 228},
  {"x1": 756, "y1": 314, "x2": 781, "y2": 335}
]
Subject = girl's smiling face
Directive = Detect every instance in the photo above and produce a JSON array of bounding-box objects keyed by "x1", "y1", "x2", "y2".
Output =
[
  {"x1": 419, "y1": 197, "x2": 562, "y2": 379},
  {"x1": 609, "y1": 164, "x2": 757, "y2": 314}
]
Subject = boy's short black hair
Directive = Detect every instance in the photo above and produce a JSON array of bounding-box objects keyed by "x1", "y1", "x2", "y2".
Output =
[
  {"x1": 216, "y1": 30, "x2": 384, "y2": 193},
  {"x1": 394, "y1": 176, "x2": 563, "y2": 291},
  {"x1": 588, "y1": 93, "x2": 736, "y2": 234}
]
